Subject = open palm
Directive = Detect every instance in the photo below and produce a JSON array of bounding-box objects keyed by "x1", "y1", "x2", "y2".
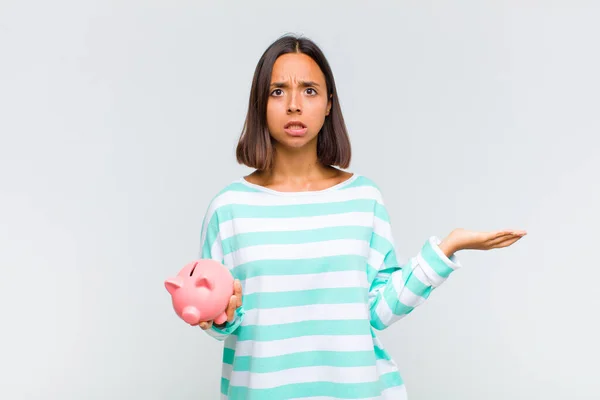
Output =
[{"x1": 447, "y1": 228, "x2": 527, "y2": 252}]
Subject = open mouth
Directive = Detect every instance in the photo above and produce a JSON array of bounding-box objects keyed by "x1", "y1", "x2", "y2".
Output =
[{"x1": 284, "y1": 121, "x2": 308, "y2": 136}]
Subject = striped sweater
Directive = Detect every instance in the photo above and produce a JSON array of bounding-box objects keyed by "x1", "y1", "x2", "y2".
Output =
[{"x1": 199, "y1": 174, "x2": 462, "y2": 399}]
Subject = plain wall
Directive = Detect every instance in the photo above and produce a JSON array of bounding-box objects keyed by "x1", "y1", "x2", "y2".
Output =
[{"x1": 1, "y1": 1, "x2": 598, "y2": 399}]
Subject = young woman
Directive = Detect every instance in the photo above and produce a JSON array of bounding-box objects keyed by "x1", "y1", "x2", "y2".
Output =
[{"x1": 197, "y1": 34, "x2": 526, "y2": 400}]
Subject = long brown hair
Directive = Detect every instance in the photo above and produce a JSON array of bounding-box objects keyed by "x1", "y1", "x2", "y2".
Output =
[{"x1": 236, "y1": 34, "x2": 351, "y2": 171}]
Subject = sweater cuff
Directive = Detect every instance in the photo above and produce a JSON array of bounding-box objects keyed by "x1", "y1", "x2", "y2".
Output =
[
  {"x1": 416, "y1": 236, "x2": 463, "y2": 287},
  {"x1": 211, "y1": 306, "x2": 245, "y2": 335}
]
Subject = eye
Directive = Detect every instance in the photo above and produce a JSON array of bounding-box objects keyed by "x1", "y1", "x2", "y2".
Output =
[
  {"x1": 306, "y1": 88, "x2": 317, "y2": 95},
  {"x1": 271, "y1": 89, "x2": 283, "y2": 96}
]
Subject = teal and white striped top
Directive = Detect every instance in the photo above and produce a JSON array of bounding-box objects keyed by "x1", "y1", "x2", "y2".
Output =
[{"x1": 199, "y1": 173, "x2": 462, "y2": 400}]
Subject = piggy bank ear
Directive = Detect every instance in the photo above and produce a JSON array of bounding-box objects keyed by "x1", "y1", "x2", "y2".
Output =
[
  {"x1": 165, "y1": 277, "x2": 182, "y2": 295},
  {"x1": 195, "y1": 276, "x2": 213, "y2": 290}
]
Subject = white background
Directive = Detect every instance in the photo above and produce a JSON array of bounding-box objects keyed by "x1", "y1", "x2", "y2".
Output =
[{"x1": 1, "y1": 1, "x2": 598, "y2": 399}]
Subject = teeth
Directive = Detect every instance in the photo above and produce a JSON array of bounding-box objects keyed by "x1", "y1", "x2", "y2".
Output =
[{"x1": 288, "y1": 125, "x2": 304, "y2": 129}]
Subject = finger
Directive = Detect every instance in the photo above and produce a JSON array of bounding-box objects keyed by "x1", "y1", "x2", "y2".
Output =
[
  {"x1": 488, "y1": 235, "x2": 523, "y2": 249},
  {"x1": 492, "y1": 230, "x2": 527, "y2": 240},
  {"x1": 487, "y1": 231, "x2": 516, "y2": 242},
  {"x1": 487, "y1": 233, "x2": 515, "y2": 244},
  {"x1": 498, "y1": 236, "x2": 523, "y2": 247},
  {"x1": 227, "y1": 295, "x2": 237, "y2": 322},
  {"x1": 199, "y1": 320, "x2": 213, "y2": 330},
  {"x1": 234, "y1": 280, "x2": 243, "y2": 307}
]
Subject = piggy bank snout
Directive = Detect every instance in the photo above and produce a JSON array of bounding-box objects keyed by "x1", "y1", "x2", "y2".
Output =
[{"x1": 181, "y1": 306, "x2": 201, "y2": 325}]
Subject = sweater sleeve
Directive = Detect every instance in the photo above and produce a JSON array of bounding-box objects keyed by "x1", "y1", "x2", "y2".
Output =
[
  {"x1": 198, "y1": 202, "x2": 245, "y2": 341},
  {"x1": 367, "y1": 199, "x2": 462, "y2": 330}
]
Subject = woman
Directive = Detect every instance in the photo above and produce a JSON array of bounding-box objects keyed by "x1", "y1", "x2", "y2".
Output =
[{"x1": 197, "y1": 34, "x2": 526, "y2": 399}]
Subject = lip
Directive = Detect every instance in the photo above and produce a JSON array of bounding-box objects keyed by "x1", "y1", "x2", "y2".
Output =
[
  {"x1": 284, "y1": 120, "x2": 308, "y2": 136},
  {"x1": 284, "y1": 120, "x2": 307, "y2": 129}
]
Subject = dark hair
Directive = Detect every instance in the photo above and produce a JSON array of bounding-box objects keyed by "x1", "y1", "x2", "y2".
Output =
[{"x1": 236, "y1": 34, "x2": 351, "y2": 171}]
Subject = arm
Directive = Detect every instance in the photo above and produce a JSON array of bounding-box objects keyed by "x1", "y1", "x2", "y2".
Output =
[
  {"x1": 367, "y1": 202, "x2": 462, "y2": 330},
  {"x1": 199, "y1": 203, "x2": 245, "y2": 341}
]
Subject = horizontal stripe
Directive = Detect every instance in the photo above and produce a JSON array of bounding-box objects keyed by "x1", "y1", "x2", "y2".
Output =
[
  {"x1": 226, "y1": 334, "x2": 374, "y2": 357},
  {"x1": 415, "y1": 255, "x2": 440, "y2": 286},
  {"x1": 226, "y1": 380, "x2": 386, "y2": 399},
  {"x1": 375, "y1": 359, "x2": 400, "y2": 377},
  {"x1": 219, "y1": 212, "x2": 375, "y2": 239},
  {"x1": 231, "y1": 255, "x2": 367, "y2": 280},
  {"x1": 243, "y1": 287, "x2": 368, "y2": 311},
  {"x1": 204, "y1": 326, "x2": 229, "y2": 341},
  {"x1": 341, "y1": 175, "x2": 377, "y2": 190},
  {"x1": 200, "y1": 213, "x2": 219, "y2": 259},
  {"x1": 369, "y1": 232, "x2": 393, "y2": 258},
  {"x1": 224, "y1": 239, "x2": 370, "y2": 266},
  {"x1": 373, "y1": 345, "x2": 391, "y2": 361},
  {"x1": 380, "y1": 371, "x2": 404, "y2": 389},
  {"x1": 402, "y1": 261, "x2": 434, "y2": 297},
  {"x1": 242, "y1": 303, "x2": 370, "y2": 326},
  {"x1": 229, "y1": 365, "x2": 379, "y2": 389},
  {"x1": 221, "y1": 377, "x2": 228, "y2": 395},
  {"x1": 370, "y1": 305, "x2": 391, "y2": 330},
  {"x1": 218, "y1": 199, "x2": 379, "y2": 222},
  {"x1": 367, "y1": 249, "x2": 386, "y2": 275},
  {"x1": 210, "y1": 235, "x2": 224, "y2": 263},
  {"x1": 372, "y1": 294, "x2": 408, "y2": 329},
  {"x1": 392, "y1": 266, "x2": 430, "y2": 306},
  {"x1": 226, "y1": 350, "x2": 395, "y2": 374},
  {"x1": 373, "y1": 202, "x2": 390, "y2": 223},
  {"x1": 380, "y1": 384, "x2": 407, "y2": 400},
  {"x1": 421, "y1": 238, "x2": 455, "y2": 278},
  {"x1": 243, "y1": 270, "x2": 368, "y2": 295},
  {"x1": 213, "y1": 185, "x2": 382, "y2": 209},
  {"x1": 236, "y1": 319, "x2": 371, "y2": 342},
  {"x1": 366, "y1": 263, "x2": 380, "y2": 283},
  {"x1": 202, "y1": 185, "x2": 383, "y2": 241},
  {"x1": 382, "y1": 279, "x2": 419, "y2": 317},
  {"x1": 370, "y1": 233, "x2": 397, "y2": 269},
  {"x1": 372, "y1": 212, "x2": 394, "y2": 241},
  {"x1": 222, "y1": 226, "x2": 372, "y2": 255},
  {"x1": 222, "y1": 348, "x2": 235, "y2": 365},
  {"x1": 222, "y1": 362, "x2": 233, "y2": 380},
  {"x1": 221, "y1": 369, "x2": 405, "y2": 399},
  {"x1": 232, "y1": 350, "x2": 376, "y2": 373},
  {"x1": 222, "y1": 182, "x2": 261, "y2": 193}
]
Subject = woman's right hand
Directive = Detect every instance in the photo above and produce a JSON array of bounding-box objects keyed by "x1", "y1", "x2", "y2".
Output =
[{"x1": 198, "y1": 279, "x2": 243, "y2": 330}]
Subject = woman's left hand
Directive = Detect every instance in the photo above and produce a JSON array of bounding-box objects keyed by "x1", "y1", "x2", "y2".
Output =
[{"x1": 438, "y1": 228, "x2": 527, "y2": 257}]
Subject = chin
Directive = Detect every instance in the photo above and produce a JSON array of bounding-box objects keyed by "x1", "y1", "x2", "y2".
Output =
[{"x1": 275, "y1": 133, "x2": 317, "y2": 149}]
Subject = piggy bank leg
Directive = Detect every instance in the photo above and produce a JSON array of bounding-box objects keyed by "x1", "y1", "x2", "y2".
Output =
[{"x1": 213, "y1": 311, "x2": 227, "y2": 325}]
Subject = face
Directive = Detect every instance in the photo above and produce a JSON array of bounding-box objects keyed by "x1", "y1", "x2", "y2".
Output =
[{"x1": 266, "y1": 53, "x2": 332, "y2": 149}]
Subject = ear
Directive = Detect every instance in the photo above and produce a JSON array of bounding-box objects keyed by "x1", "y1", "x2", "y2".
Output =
[
  {"x1": 195, "y1": 276, "x2": 213, "y2": 290},
  {"x1": 326, "y1": 94, "x2": 332, "y2": 116},
  {"x1": 164, "y1": 278, "x2": 182, "y2": 295}
]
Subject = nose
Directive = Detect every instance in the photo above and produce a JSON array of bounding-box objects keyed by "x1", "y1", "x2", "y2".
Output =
[
  {"x1": 182, "y1": 306, "x2": 201, "y2": 325},
  {"x1": 287, "y1": 90, "x2": 302, "y2": 114}
]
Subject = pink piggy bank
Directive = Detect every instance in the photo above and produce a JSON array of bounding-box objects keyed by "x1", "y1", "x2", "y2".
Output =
[{"x1": 164, "y1": 259, "x2": 234, "y2": 326}]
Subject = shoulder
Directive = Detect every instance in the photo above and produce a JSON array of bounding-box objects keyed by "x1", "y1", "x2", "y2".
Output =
[
  {"x1": 202, "y1": 177, "x2": 262, "y2": 215},
  {"x1": 348, "y1": 173, "x2": 381, "y2": 190},
  {"x1": 343, "y1": 173, "x2": 385, "y2": 202}
]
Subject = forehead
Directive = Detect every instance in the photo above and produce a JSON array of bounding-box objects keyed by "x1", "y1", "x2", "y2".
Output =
[{"x1": 270, "y1": 53, "x2": 325, "y2": 83}]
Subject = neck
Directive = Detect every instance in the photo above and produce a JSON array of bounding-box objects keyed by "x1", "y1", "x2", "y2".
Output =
[{"x1": 267, "y1": 142, "x2": 330, "y2": 183}]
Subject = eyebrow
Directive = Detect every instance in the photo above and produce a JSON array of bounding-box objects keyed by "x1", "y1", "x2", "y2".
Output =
[{"x1": 270, "y1": 81, "x2": 321, "y2": 88}]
